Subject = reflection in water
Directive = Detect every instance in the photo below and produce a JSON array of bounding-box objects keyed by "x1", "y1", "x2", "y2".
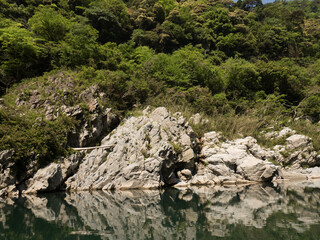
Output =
[{"x1": 1, "y1": 181, "x2": 320, "y2": 239}]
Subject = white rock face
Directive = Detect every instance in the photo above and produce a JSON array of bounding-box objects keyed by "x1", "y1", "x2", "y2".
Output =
[
  {"x1": 196, "y1": 133, "x2": 278, "y2": 184},
  {"x1": 65, "y1": 107, "x2": 198, "y2": 191},
  {"x1": 23, "y1": 163, "x2": 63, "y2": 194},
  {"x1": 0, "y1": 150, "x2": 15, "y2": 190},
  {"x1": 0, "y1": 150, "x2": 18, "y2": 198},
  {"x1": 23, "y1": 152, "x2": 84, "y2": 194},
  {"x1": 4, "y1": 108, "x2": 320, "y2": 196},
  {"x1": 278, "y1": 127, "x2": 296, "y2": 138},
  {"x1": 286, "y1": 134, "x2": 311, "y2": 150},
  {"x1": 261, "y1": 127, "x2": 320, "y2": 168},
  {"x1": 264, "y1": 127, "x2": 296, "y2": 139},
  {"x1": 189, "y1": 113, "x2": 202, "y2": 125}
]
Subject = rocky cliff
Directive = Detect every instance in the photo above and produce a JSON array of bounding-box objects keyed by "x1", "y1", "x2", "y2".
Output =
[{"x1": 1, "y1": 107, "x2": 320, "y2": 197}]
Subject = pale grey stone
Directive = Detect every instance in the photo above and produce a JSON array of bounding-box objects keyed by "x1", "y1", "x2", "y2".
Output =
[
  {"x1": 286, "y1": 134, "x2": 311, "y2": 150},
  {"x1": 65, "y1": 107, "x2": 197, "y2": 191},
  {"x1": 189, "y1": 113, "x2": 202, "y2": 125},
  {"x1": 23, "y1": 163, "x2": 63, "y2": 194}
]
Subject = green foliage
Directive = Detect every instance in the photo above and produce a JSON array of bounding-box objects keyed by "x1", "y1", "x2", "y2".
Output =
[
  {"x1": 147, "y1": 45, "x2": 224, "y2": 92},
  {"x1": 223, "y1": 58, "x2": 260, "y2": 100},
  {"x1": 257, "y1": 59, "x2": 308, "y2": 104},
  {"x1": 56, "y1": 20, "x2": 99, "y2": 67},
  {"x1": 0, "y1": 108, "x2": 74, "y2": 176},
  {"x1": 170, "y1": 141, "x2": 183, "y2": 155},
  {"x1": 85, "y1": 0, "x2": 130, "y2": 43},
  {"x1": 300, "y1": 95, "x2": 320, "y2": 122},
  {"x1": 158, "y1": 0, "x2": 176, "y2": 16},
  {"x1": 28, "y1": 6, "x2": 71, "y2": 42},
  {"x1": 0, "y1": 24, "x2": 45, "y2": 94},
  {"x1": 1, "y1": 0, "x2": 320, "y2": 172}
]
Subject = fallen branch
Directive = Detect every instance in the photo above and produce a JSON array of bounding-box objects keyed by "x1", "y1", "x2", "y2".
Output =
[{"x1": 71, "y1": 144, "x2": 114, "y2": 151}]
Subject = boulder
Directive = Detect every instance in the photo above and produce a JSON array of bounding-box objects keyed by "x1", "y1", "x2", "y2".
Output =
[
  {"x1": 278, "y1": 127, "x2": 296, "y2": 138},
  {"x1": 237, "y1": 157, "x2": 277, "y2": 182},
  {"x1": 286, "y1": 134, "x2": 311, "y2": 150},
  {"x1": 189, "y1": 113, "x2": 202, "y2": 125},
  {"x1": 270, "y1": 133, "x2": 319, "y2": 168},
  {"x1": 0, "y1": 185, "x2": 18, "y2": 198},
  {"x1": 190, "y1": 172, "x2": 215, "y2": 186},
  {"x1": 23, "y1": 163, "x2": 63, "y2": 194},
  {"x1": 262, "y1": 128, "x2": 319, "y2": 168},
  {"x1": 194, "y1": 134, "x2": 278, "y2": 184}
]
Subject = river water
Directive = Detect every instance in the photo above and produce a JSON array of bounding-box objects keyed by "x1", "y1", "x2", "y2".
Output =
[{"x1": 1, "y1": 181, "x2": 320, "y2": 240}]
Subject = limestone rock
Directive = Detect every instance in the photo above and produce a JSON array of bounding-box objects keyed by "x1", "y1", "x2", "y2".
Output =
[
  {"x1": 0, "y1": 150, "x2": 16, "y2": 193},
  {"x1": 23, "y1": 163, "x2": 63, "y2": 194},
  {"x1": 190, "y1": 172, "x2": 215, "y2": 186},
  {"x1": 274, "y1": 167, "x2": 320, "y2": 181},
  {"x1": 0, "y1": 150, "x2": 14, "y2": 168},
  {"x1": 14, "y1": 73, "x2": 120, "y2": 148},
  {"x1": 189, "y1": 113, "x2": 202, "y2": 125},
  {"x1": 0, "y1": 185, "x2": 18, "y2": 198},
  {"x1": 237, "y1": 157, "x2": 277, "y2": 182},
  {"x1": 264, "y1": 127, "x2": 296, "y2": 139},
  {"x1": 177, "y1": 169, "x2": 192, "y2": 181},
  {"x1": 262, "y1": 128, "x2": 319, "y2": 168},
  {"x1": 60, "y1": 152, "x2": 85, "y2": 180},
  {"x1": 278, "y1": 127, "x2": 296, "y2": 138},
  {"x1": 0, "y1": 168, "x2": 15, "y2": 190},
  {"x1": 277, "y1": 168, "x2": 308, "y2": 181},
  {"x1": 70, "y1": 107, "x2": 120, "y2": 147},
  {"x1": 65, "y1": 107, "x2": 197, "y2": 191},
  {"x1": 286, "y1": 134, "x2": 311, "y2": 150},
  {"x1": 142, "y1": 105, "x2": 151, "y2": 115},
  {"x1": 194, "y1": 134, "x2": 278, "y2": 184}
]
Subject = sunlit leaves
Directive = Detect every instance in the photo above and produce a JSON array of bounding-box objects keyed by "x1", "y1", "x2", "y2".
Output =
[{"x1": 28, "y1": 6, "x2": 71, "y2": 41}]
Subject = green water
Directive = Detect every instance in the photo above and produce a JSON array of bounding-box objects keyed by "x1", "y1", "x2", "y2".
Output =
[{"x1": 1, "y1": 182, "x2": 320, "y2": 240}]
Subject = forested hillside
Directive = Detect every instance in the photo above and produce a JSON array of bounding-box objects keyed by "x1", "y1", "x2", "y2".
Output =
[{"x1": 1, "y1": 0, "x2": 320, "y2": 170}]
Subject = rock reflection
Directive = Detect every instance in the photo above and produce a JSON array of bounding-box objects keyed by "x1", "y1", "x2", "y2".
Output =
[{"x1": 1, "y1": 181, "x2": 320, "y2": 239}]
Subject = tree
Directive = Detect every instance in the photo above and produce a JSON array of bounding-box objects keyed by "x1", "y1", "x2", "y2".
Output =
[
  {"x1": 28, "y1": 6, "x2": 71, "y2": 42},
  {"x1": 84, "y1": 0, "x2": 131, "y2": 43},
  {"x1": 55, "y1": 21, "x2": 99, "y2": 67},
  {"x1": 223, "y1": 58, "x2": 260, "y2": 100},
  {"x1": 0, "y1": 24, "x2": 45, "y2": 94}
]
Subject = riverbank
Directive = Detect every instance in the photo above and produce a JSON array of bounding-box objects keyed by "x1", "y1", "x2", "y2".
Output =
[{"x1": 1, "y1": 107, "x2": 320, "y2": 198}]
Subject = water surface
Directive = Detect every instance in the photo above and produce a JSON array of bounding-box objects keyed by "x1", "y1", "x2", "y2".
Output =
[{"x1": 1, "y1": 181, "x2": 320, "y2": 240}]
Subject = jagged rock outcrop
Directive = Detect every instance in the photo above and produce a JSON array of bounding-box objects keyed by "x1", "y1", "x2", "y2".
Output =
[
  {"x1": 192, "y1": 132, "x2": 278, "y2": 186},
  {"x1": 23, "y1": 152, "x2": 84, "y2": 194},
  {"x1": 264, "y1": 128, "x2": 320, "y2": 168},
  {"x1": 0, "y1": 150, "x2": 15, "y2": 189},
  {"x1": 264, "y1": 127, "x2": 296, "y2": 139},
  {"x1": 3, "y1": 107, "x2": 320, "y2": 196},
  {"x1": 15, "y1": 72, "x2": 120, "y2": 147},
  {"x1": 0, "y1": 150, "x2": 18, "y2": 198},
  {"x1": 1, "y1": 72, "x2": 119, "y2": 195},
  {"x1": 65, "y1": 107, "x2": 198, "y2": 191},
  {"x1": 23, "y1": 163, "x2": 63, "y2": 194}
]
